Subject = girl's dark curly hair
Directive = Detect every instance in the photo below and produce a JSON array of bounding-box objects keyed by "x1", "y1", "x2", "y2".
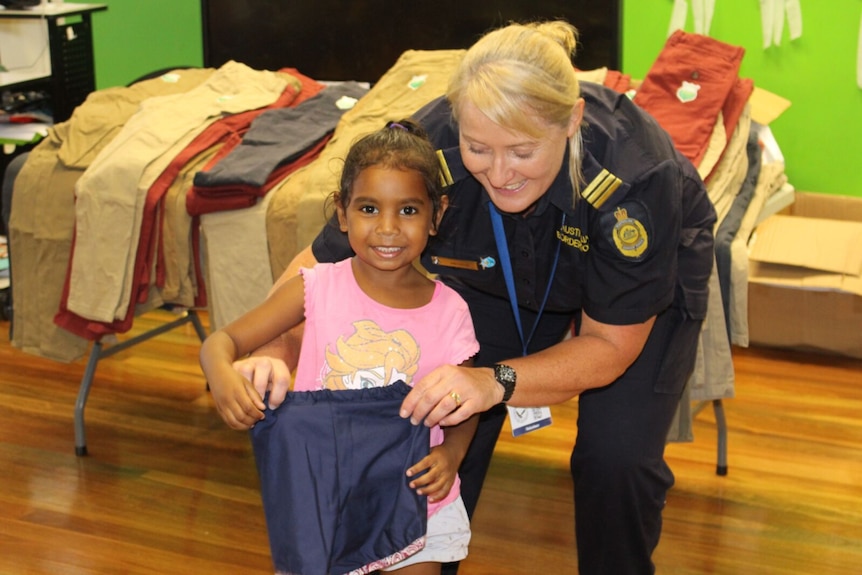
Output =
[{"x1": 335, "y1": 119, "x2": 445, "y2": 228}]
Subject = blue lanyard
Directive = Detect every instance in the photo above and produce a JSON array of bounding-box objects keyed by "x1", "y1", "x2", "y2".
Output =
[{"x1": 489, "y1": 203, "x2": 564, "y2": 357}]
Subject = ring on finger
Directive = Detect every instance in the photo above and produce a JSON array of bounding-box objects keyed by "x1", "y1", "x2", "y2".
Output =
[{"x1": 449, "y1": 391, "x2": 462, "y2": 407}]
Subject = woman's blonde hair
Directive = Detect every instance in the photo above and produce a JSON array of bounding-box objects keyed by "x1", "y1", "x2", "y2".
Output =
[{"x1": 447, "y1": 20, "x2": 585, "y2": 202}]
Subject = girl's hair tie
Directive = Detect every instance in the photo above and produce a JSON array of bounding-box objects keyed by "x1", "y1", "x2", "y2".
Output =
[{"x1": 387, "y1": 121, "x2": 410, "y2": 132}]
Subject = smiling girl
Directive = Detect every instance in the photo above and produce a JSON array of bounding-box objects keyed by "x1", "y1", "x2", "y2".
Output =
[{"x1": 200, "y1": 120, "x2": 479, "y2": 575}]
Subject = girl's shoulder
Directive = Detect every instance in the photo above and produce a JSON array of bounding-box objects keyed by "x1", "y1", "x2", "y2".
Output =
[
  {"x1": 307, "y1": 258, "x2": 350, "y2": 276},
  {"x1": 302, "y1": 259, "x2": 359, "y2": 298}
]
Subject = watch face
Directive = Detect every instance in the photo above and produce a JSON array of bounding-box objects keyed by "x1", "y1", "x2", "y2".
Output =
[{"x1": 496, "y1": 364, "x2": 516, "y2": 383}]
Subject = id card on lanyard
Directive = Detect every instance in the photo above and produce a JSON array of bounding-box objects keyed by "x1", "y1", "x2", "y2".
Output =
[{"x1": 489, "y1": 203, "x2": 562, "y2": 437}]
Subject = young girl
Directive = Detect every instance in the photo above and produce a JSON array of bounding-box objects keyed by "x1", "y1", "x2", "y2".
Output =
[{"x1": 200, "y1": 120, "x2": 479, "y2": 575}]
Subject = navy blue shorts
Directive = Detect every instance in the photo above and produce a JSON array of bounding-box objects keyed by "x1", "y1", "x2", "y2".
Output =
[{"x1": 251, "y1": 381, "x2": 430, "y2": 575}]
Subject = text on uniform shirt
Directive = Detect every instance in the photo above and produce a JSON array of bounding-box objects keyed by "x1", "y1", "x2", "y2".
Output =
[{"x1": 556, "y1": 223, "x2": 589, "y2": 252}]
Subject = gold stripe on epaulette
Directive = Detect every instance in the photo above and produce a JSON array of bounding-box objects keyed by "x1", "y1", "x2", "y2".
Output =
[
  {"x1": 582, "y1": 169, "x2": 622, "y2": 209},
  {"x1": 437, "y1": 150, "x2": 454, "y2": 187}
]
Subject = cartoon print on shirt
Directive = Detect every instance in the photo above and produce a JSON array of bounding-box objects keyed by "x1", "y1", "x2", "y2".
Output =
[{"x1": 322, "y1": 320, "x2": 421, "y2": 390}]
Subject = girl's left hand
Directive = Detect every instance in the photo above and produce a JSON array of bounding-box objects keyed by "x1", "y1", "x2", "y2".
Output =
[{"x1": 405, "y1": 445, "x2": 458, "y2": 502}]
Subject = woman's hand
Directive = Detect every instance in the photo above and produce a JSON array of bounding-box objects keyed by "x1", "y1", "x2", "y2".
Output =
[{"x1": 400, "y1": 364, "x2": 502, "y2": 428}]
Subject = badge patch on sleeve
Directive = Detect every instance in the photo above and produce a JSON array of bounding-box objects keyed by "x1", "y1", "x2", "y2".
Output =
[{"x1": 607, "y1": 202, "x2": 650, "y2": 259}]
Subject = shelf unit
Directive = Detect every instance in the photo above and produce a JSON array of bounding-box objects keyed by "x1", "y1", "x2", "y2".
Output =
[{"x1": 0, "y1": 2, "x2": 106, "y2": 123}]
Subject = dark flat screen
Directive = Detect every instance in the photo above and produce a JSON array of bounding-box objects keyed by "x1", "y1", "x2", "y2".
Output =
[{"x1": 201, "y1": 1, "x2": 620, "y2": 82}]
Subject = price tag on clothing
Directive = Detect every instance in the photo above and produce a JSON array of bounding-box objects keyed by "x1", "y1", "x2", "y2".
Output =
[{"x1": 507, "y1": 405, "x2": 553, "y2": 437}]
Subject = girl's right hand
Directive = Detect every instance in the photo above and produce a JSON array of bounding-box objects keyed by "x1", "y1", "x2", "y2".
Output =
[
  {"x1": 232, "y1": 356, "x2": 292, "y2": 409},
  {"x1": 206, "y1": 366, "x2": 266, "y2": 430}
]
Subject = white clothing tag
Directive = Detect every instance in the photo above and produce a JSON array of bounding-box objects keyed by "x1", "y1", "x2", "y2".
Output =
[
  {"x1": 705, "y1": 0, "x2": 716, "y2": 35},
  {"x1": 669, "y1": 0, "x2": 688, "y2": 38},
  {"x1": 334, "y1": 95, "x2": 358, "y2": 110},
  {"x1": 691, "y1": 0, "x2": 715, "y2": 36},
  {"x1": 784, "y1": 0, "x2": 803, "y2": 41},
  {"x1": 761, "y1": 0, "x2": 803, "y2": 48},
  {"x1": 692, "y1": 0, "x2": 705, "y2": 34},
  {"x1": 771, "y1": 0, "x2": 784, "y2": 46},
  {"x1": 760, "y1": 0, "x2": 775, "y2": 48},
  {"x1": 507, "y1": 405, "x2": 553, "y2": 437}
]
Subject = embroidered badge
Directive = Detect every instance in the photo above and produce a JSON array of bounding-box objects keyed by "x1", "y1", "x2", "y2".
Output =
[
  {"x1": 676, "y1": 80, "x2": 701, "y2": 103},
  {"x1": 612, "y1": 206, "x2": 648, "y2": 258}
]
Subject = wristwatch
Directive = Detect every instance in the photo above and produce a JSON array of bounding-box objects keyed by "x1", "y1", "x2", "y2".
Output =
[{"x1": 494, "y1": 364, "x2": 517, "y2": 403}]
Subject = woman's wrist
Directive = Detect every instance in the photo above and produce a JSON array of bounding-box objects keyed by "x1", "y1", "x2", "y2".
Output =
[{"x1": 492, "y1": 364, "x2": 517, "y2": 403}]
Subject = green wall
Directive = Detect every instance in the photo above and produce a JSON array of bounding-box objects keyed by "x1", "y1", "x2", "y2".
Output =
[
  {"x1": 622, "y1": 0, "x2": 862, "y2": 198},
  {"x1": 90, "y1": 0, "x2": 203, "y2": 89},
  {"x1": 84, "y1": 2, "x2": 861, "y2": 197}
]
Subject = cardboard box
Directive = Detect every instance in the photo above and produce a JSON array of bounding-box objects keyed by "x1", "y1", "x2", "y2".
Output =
[{"x1": 747, "y1": 192, "x2": 862, "y2": 359}]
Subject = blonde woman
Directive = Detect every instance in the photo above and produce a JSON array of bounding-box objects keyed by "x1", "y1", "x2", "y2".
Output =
[
  {"x1": 201, "y1": 120, "x2": 479, "y2": 575},
  {"x1": 286, "y1": 20, "x2": 716, "y2": 575}
]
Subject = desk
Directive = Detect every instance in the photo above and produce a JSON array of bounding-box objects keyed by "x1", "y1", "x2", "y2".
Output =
[{"x1": 0, "y1": 2, "x2": 107, "y2": 123}]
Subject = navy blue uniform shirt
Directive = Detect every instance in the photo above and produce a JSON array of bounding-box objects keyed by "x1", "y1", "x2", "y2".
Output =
[{"x1": 313, "y1": 82, "x2": 716, "y2": 365}]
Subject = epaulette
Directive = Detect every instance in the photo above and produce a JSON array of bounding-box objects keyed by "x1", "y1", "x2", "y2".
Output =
[
  {"x1": 435, "y1": 147, "x2": 470, "y2": 188},
  {"x1": 436, "y1": 149, "x2": 454, "y2": 187},
  {"x1": 582, "y1": 168, "x2": 623, "y2": 209}
]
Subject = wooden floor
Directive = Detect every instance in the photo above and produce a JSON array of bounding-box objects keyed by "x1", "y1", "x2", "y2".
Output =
[{"x1": 1, "y1": 309, "x2": 860, "y2": 574}]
